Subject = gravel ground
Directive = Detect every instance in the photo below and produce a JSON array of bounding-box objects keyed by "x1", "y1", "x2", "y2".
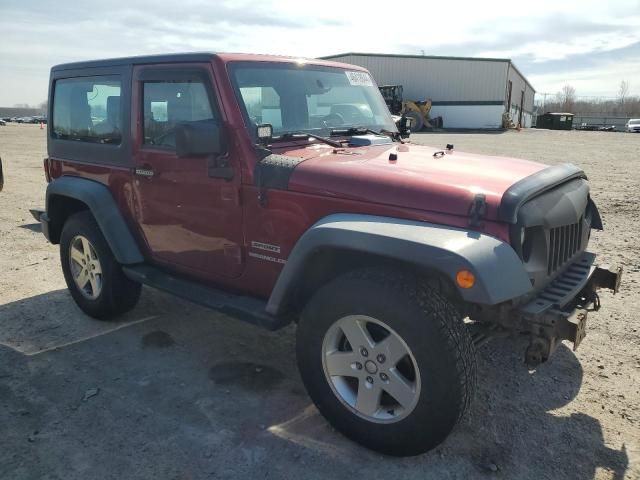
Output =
[{"x1": 0, "y1": 124, "x2": 638, "y2": 479}]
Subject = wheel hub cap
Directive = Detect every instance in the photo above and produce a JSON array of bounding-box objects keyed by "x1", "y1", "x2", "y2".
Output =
[
  {"x1": 321, "y1": 315, "x2": 421, "y2": 423},
  {"x1": 69, "y1": 235, "x2": 103, "y2": 300},
  {"x1": 365, "y1": 360, "x2": 378, "y2": 374}
]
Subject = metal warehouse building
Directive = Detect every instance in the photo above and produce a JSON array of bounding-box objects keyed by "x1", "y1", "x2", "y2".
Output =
[{"x1": 321, "y1": 52, "x2": 536, "y2": 129}]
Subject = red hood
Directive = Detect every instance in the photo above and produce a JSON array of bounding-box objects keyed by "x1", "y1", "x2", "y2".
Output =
[{"x1": 278, "y1": 141, "x2": 546, "y2": 221}]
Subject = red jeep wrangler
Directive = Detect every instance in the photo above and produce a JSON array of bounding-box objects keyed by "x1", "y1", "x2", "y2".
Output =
[{"x1": 38, "y1": 53, "x2": 621, "y2": 456}]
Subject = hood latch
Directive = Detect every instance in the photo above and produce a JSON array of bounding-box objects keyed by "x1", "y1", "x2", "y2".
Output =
[{"x1": 469, "y1": 194, "x2": 487, "y2": 227}]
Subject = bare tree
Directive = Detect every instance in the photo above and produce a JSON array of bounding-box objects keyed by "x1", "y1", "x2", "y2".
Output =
[
  {"x1": 618, "y1": 80, "x2": 630, "y2": 111},
  {"x1": 556, "y1": 85, "x2": 576, "y2": 112}
]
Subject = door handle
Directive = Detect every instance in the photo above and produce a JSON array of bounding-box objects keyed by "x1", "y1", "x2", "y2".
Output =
[{"x1": 135, "y1": 166, "x2": 154, "y2": 177}]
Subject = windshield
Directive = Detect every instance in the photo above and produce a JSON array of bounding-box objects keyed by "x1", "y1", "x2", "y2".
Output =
[
  {"x1": 628, "y1": 119, "x2": 640, "y2": 125},
  {"x1": 229, "y1": 62, "x2": 397, "y2": 138}
]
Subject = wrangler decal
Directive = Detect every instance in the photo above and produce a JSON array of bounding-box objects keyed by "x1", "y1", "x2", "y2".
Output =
[{"x1": 248, "y1": 252, "x2": 286, "y2": 264}]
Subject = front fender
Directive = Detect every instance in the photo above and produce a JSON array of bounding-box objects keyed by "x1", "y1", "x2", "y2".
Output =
[{"x1": 266, "y1": 214, "x2": 532, "y2": 315}]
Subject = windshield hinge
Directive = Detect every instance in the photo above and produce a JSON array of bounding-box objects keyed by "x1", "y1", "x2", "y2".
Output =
[{"x1": 469, "y1": 194, "x2": 487, "y2": 227}]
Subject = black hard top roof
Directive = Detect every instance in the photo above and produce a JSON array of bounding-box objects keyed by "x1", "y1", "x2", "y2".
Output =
[
  {"x1": 51, "y1": 52, "x2": 357, "y2": 72},
  {"x1": 51, "y1": 52, "x2": 218, "y2": 71}
]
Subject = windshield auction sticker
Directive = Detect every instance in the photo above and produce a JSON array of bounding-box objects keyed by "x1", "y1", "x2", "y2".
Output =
[{"x1": 345, "y1": 71, "x2": 373, "y2": 87}]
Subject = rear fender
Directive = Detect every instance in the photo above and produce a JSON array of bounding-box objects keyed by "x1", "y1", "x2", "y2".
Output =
[{"x1": 46, "y1": 176, "x2": 143, "y2": 264}]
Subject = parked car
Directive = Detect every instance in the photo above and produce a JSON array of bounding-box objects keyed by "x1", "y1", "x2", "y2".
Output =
[
  {"x1": 626, "y1": 119, "x2": 640, "y2": 132},
  {"x1": 34, "y1": 53, "x2": 622, "y2": 456},
  {"x1": 577, "y1": 123, "x2": 615, "y2": 131},
  {"x1": 0, "y1": 119, "x2": 6, "y2": 126}
]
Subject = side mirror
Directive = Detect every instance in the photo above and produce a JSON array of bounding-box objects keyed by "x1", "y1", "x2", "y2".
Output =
[
  {"x1": 175, "y1": 122, "x2": 233, "y2": 180},
  {"x1": 175, "y1": 121, "x2": 225, "y2": 158}
]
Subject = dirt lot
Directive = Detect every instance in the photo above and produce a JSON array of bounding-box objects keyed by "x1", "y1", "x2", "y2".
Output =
[{"x1": 1, "y1": 123, "x2": 639, "y2": 479}]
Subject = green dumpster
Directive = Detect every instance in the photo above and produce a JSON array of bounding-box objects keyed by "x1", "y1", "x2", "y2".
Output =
[{"x1": 535, "y1": 112, "x2": 574, "y2": 130}]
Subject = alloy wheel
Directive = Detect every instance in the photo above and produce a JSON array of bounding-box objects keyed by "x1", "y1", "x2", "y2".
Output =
[
  {"x1": 69, "y1": 235, "x2": 103, "y2": 300},
  {"x1": 321, "y1": 315, "x2": 421, "y2": 423}
]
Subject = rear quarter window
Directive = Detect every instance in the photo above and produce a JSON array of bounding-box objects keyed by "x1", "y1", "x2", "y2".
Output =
[{"x1": 52, "y1": 76, "x2": 122, "y2": 144}]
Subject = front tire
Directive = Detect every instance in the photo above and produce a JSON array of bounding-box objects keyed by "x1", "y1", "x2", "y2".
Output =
[
  {"x1": 60, "y1": 211, "x2": 141, "y2": 320},
  {"x1": 296, "y1": 268, "x2": 476, "y2": 456}
]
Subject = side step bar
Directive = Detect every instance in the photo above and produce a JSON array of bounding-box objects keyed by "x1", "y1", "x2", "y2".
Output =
[{"x1": 122, "y1": 264, "x2": 290, "y2": 331}]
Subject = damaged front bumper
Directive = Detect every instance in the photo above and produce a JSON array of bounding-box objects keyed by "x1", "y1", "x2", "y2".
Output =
[
  {"x1": 474, "y1": 252, "x2": 622, "y2": 368},
  {"x1": 516, "y1": 252, "x2": 622, "y2": 367}
]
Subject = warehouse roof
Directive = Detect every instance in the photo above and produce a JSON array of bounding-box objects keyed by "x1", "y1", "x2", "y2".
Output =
[
  {"x1": 320, "y1": 52, "x2": 535, "y2": 93},
  {"x1": 321, "y1": 51, "x2": 511, "y2": 63}
]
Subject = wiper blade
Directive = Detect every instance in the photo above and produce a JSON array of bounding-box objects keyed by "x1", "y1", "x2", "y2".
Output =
[
  {"x1": 330, "y1": 127, "x2": 376, "y2": 136},
  {"x1": 275, "y1": 131, "x2": 343, "y2": 148},
  {"x1": 329, "y1": 127, "x2": 399, "y2": 140}
]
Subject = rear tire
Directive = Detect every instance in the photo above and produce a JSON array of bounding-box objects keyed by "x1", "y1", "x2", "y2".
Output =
[
  {"x1": 60, "y1": 211, "x2": 141, "y2": 320},
  {"x1": 296, "y1": 267, "x2": 476, "y2": 456}
]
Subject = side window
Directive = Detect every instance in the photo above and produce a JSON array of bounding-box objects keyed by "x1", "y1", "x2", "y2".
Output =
[
  {"x1": 52, "y1": 76, "x2": 122, "y2": 144},
  {"x1": 143, "y1": 80, "x2": 214, "y2": 148},
  {"x1": 239, "y1": 86, "x2": 282, "y2": 129}
]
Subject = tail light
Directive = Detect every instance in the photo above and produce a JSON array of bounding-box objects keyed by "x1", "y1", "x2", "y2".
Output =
[{"x1": 43, "y1": 157, "x2": 51, "y2": 182}]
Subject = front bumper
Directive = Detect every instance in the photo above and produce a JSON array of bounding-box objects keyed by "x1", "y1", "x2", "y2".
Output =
[{"x1": 515, "y1": 252, "x2": 622, "y2": 367}]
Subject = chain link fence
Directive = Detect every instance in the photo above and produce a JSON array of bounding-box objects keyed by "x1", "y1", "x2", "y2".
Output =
[{"x1": 571, "y1": 114, "x2": 638, "y2": 130}]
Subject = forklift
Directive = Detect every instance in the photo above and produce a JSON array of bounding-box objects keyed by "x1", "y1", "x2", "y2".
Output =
[{"x1": 379, "y1": 84, "x2": 443, "y2": 131}]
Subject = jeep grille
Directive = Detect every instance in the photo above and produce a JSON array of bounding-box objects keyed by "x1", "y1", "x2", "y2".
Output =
[{"x1": 548, "y1": 218, "x2": 583, "y2": 275}]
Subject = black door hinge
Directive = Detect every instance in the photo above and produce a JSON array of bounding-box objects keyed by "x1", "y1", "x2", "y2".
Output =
[{"x1": 258, "y1": 189, "x2": 268, "y2": 207}]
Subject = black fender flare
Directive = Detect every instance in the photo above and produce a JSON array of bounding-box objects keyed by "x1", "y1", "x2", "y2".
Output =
[
  {"x1": 266, "y1": 214, "x2": 532, "y2": 315},
  {"x1": 45, "y1": 176, "x2": 144, "y2": 264}
]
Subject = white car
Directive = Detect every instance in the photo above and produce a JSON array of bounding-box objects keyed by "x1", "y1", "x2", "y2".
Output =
[{"x1": 626, "y1": 119, "x2": 640, "y2": 132}]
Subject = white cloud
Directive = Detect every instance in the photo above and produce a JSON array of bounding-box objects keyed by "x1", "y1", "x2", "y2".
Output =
[
  {"x1": 529, "y1": 57, "x2": 640, "y2": 97},
  {"x1": 1, "y1": 0, "x2": 639, "y2": 105}
]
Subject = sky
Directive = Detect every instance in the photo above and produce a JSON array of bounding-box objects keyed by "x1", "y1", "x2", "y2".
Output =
[{"x1": 1, "y1": 0, "x2": 639, "y2": 106}]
